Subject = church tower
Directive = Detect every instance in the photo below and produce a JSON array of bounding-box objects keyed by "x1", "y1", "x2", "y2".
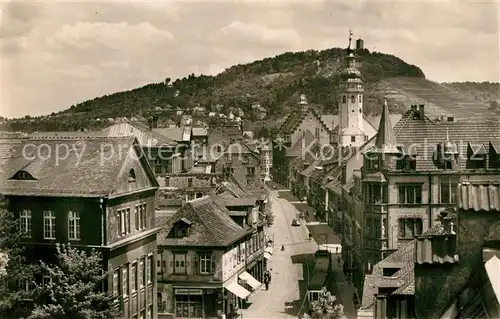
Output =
[{"x1": 338, "y1": 29, "x2": 366, "y2": 147}]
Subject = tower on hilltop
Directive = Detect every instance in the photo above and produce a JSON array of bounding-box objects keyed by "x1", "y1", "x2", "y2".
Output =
[{"x1": 338, "y1": 28, "x2": 367, "y2": 147}]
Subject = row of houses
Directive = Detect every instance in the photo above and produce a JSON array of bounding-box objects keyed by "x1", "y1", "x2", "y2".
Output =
[
  {"x1": 0, "y1": 124, "x2": 273, "y2": 319},
  {"x1": 271, "y1": 34, "x2": 500, "y2": 318}
]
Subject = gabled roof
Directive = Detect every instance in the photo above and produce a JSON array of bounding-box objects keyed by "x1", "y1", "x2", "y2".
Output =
[
  {"x1": 0, "y1": 137, "x2": 158, "y2": 197},
  {"x1": 157, "y1": 196, "x2": 250, "y2": 247},
  {"x1": 300, "y1": 158, "x2": 322, "y2": 177},
  {"x1": 217, "y1": 181, "x2": 247, "y2": 198},
  {"x1": 286, "y1": 130, "x2": 316, "y2": 157}
]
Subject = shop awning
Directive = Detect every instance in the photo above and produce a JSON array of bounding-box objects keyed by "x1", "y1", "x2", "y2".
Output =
[
  {"x1": 264, "y1": 247, "x2": 273, "y2": 260},
  {"x1": 238, "y1": 272, "x2": 262, "y2": 291},
  {"x1": 225, "y1": 282, "x2": 251, "y2": 299}
]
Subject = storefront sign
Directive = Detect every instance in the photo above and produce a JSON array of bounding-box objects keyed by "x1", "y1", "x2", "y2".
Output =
[{"x1": 175, "y1": 288, "x2": 203, "y2": 295}]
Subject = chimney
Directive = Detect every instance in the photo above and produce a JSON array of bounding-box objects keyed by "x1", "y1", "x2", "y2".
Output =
[
  {"x1": 418, "y1": 104, "x2": 425, "y2": 120},
  {"x1": 447, "y1": 117, "x2": 454, "y2": 122},
  {"x1": 411, "y1": 105, "x2": 417, "y2": 111}
]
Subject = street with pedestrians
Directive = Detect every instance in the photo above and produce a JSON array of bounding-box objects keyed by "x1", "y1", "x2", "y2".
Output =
[{"x1": 241, "y1": 187, "x2": 357, "y2": 318}]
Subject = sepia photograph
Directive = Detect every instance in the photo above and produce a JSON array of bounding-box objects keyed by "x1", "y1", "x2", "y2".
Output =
[{"x1": 0, "y1": 1, "x2": 499, "y2": 319}]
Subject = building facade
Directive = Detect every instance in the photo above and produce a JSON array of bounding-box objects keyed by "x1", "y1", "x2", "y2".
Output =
[
  {"x1": 1, "y1": 136, "x2": 160, "y2": 319},
  {"x1": 216, "y1": 142, "x2": 262, "y2": 189},
  {"x1": 361, "y1": 102, "x2": 500, "y2": 272},
  {"x1": 156, "y1": 196, "x2": 266, "y2": 319}
]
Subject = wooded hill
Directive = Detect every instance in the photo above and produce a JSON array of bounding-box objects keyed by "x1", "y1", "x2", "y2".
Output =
[{"x1": 3, "y1": 47, "x2": 498, "y2": 134}]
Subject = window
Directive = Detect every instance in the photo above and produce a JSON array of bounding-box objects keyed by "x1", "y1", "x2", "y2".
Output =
[
  {"x1": 128, "y1": 169, "x2": 136, "y2": 182},
  {"x1": 131, "y1": 263, "x2": 137, "y2": 293},
  {"x1": 154, "y1": 159, "x2": 162, "y2": 175},
  {"x1": 20, "y1": 209, "x2": 32, "y2": 238},
  {"x1": 141, "y1": 203, "x2": 147, "y2": 229},
  {"x1": 188, "y1": 178, "x2": 193, "y2": 187},
  {"x1": 467, "y1": 144, "x2": 487, "y2": 169},
  {"x1": 147, "y1": 306, "x2": 152, "y2": 319},
  {"x1": 135, "y1": 205, "x2": 140, "y2": 231},
  {"x1": 365, "y1": 135, "x2": 368, "y2": 141},
  {"x1": 43, "y1": 210, "x2": 56, "y2": 239},
  {"x1": 242, "y1": 156, "x2": 249, "y2": 163},
  {"x1": 350, "y1": 95, "x2": 355, "y2": 104},
  {"x1": 351, "y1": 136, "x2": 356, "y2": 142},
  {"x1": 68, "y1": 211, "x2": 80, "y2": 240},
  {"x1": 197, "y1": 253, "x2": 212, "y2": 274},
  {"x1": 122, "y1": 266, "x2": 129, "y2": 297},
  {"x1": 398, "y1": 185, "x2": 422, "y2": 204},
  {"x1": 365, "y1": 154, "x2": 380, "y2": 169},
  {"x1": 164, "y1": 177, "x2": 170, "y2": 187},
  {"x1": 43, "y1": 274, "x2": 52, "y2": 287},
  {"x1": 247, "y1": 167, "x2": 255, "y2": 176},
  {"x1": 126, "y1": 208, "x2": 131, "y2": 234},
  {"x1": 359, "y1": 95, "x2": 362, "y2": 103},
  {"x1": 175, "y1": 295, "x2": 203, "y2": 318},
  {"x1": 147, "y1": 256, "x2": 153, "y2": 284},
  {"x1": 112, "y1": 269, "x2": 120, "y2": 297},
  {"x1": 118, "y1": 209, "x2": 125, "y2": 236},
  {"x1": 398, "y1": 218, "x2": 423, "y2": 238},
  {"x1": 342, "y1": 95, "x2": 347, "y2": 104},
  {"x1": 139, "y1": 310, "x2": 145, "y2": 319},
  {"x1": 139, "y1": 259, "x2": 145, "y2": 288},
  {"x1": 174, "y1": 253, "x2": 186, "y2": 274},
  {"x1": 364, "y1": 184, "x2": 388, "y2": 203},
  {"x1": 396, "y1": 156, "x2": 417, "y2": 170},
  {"x1": 19, "y1": 278, "x2": 31, "y2": 291},
  {"x1": 440, "y1": 177, "x2": 458, "y2": 204},
  {"x1": 315, "y1": 127, "x2": 320, "y2": 138}
]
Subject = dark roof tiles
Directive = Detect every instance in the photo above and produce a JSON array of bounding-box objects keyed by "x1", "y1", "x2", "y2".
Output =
[
  {"x1": 0, "y1": 137, "x2": 152, "y2": 197},
  {"x1": 157, "y1": 196, "x2": 250, "y2": 247}
]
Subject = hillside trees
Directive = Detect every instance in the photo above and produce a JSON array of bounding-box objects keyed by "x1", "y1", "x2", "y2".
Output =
[{"x1": 301, "y1": 287, "x2": 347, "y2": 319}]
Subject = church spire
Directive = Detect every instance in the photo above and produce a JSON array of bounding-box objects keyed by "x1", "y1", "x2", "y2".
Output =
[{"x1": 374, "y1": 99, "x2": 399, "y2": 154}]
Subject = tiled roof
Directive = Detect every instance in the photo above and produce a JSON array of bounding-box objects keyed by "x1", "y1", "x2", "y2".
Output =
[
  {"x1": 152, "y1": 127, "x2": 184, "y2": 142},
  {"x1": 391, "y1": 109, "x2": 500, "y2": 171},
  {"x1": 320, "y1": 115, "x2": 339, "y2": 132},
  {"x1": 217, "y1": 181, "x2": 247, "y2": 198},
  {"x1": 103, "y1": 122, "x2": 177, "y2": 146},
  {"x1": 360, "y1": 224, "x2": 446, "y2": 310},
  {"x1": 224, "y1": 197, "x2": 258, "y2": 207},
  {"x1": 29, "y1": 131, "x2": 107, "y2": 139},
  {"x1": 300, "y1": 159, "x2": 322, "y2": 177},
  {"x1": 157, "y1": 196, "x2": 250, "y2": 247},
  {"x1": 0, "y1": 137, "x2": 155, "y2": 197},
  {"x1": 457, "y1": 180, "x2": 500, "y2": 211},
  {"x1": 192, "y1": 127, "x2": 208, "y2": 136}
]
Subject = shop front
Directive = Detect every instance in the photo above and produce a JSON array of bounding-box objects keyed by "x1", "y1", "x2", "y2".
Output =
[{"x1": 173, "y1": 287, "x2": 219, "y2": 319}]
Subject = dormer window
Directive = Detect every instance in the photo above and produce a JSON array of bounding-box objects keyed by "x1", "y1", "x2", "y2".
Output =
[
  {"x1": 466, "y1": 142, "x2": 487, "y2": 169},
  {"x1": 11, "y1": 170, "x2": 35, "y2": 180},
  {"x1": 128, "y1": 169, "x2": 136, "y2": 182},
  {"x1": 396, "y1": 156, "x2": 417, "y2": 171},
  {"x1": 170, "y1": 218, "x2": 192, "y2": 238},
  {"x1": 364, "y1": 153, "x2": 380, "y2": 169}
]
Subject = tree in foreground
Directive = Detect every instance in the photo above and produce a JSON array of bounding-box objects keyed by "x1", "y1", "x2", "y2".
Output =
[
  {"x1": 301, "y1": 287, "x2": 347, "y2": 319},
  {"x1": 0, "y1": 196, "x2": 38, "y2": 318},
  {"x1": 28, "y1": 244, "x2": 116, "y2": 319}
]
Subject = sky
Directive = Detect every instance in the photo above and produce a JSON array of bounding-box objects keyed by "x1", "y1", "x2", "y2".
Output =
[{"x1": 1, "y1": 1, "x2": 499, "y2": 119}]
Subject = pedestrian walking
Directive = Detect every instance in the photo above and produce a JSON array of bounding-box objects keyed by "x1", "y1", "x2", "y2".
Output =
[{"x1": 264, "y1": 271, "x2": 270, "y2": 290}]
